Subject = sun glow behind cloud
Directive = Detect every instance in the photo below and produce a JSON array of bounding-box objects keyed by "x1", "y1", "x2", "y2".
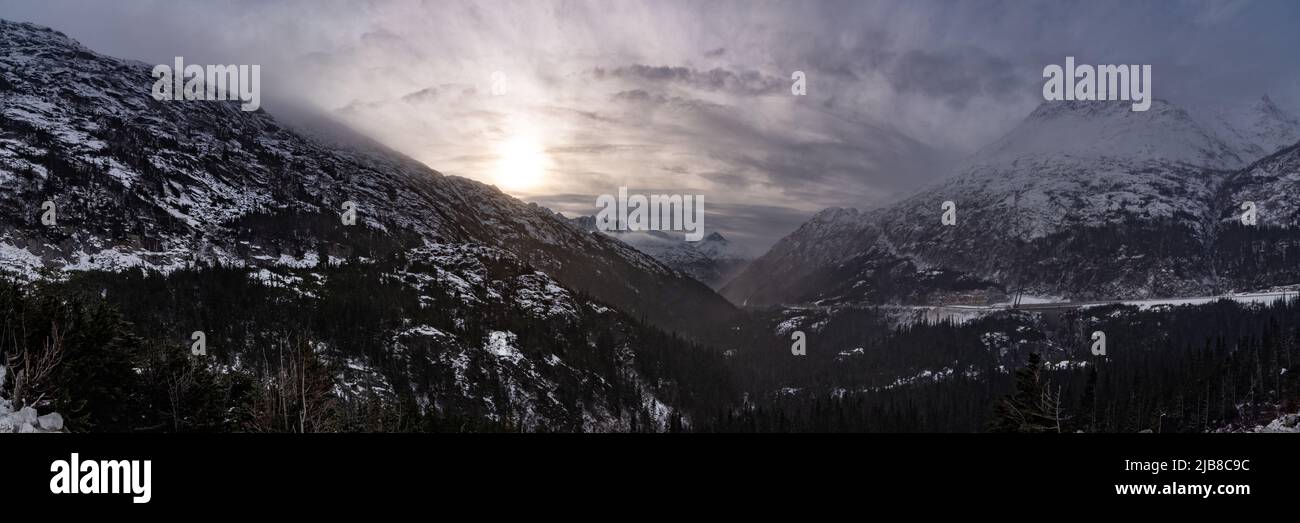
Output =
[{"x1": 493, "y1": 131, "x2": 551, "y2": 191}]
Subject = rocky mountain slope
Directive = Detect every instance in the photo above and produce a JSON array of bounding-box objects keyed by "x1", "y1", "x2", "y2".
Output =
[
  {"x1": 724, "y1": 97, "x2": 1300, "y2": 307},
  {"x1": 0, "y1": 20, "x2": 738, "y2": 342}
]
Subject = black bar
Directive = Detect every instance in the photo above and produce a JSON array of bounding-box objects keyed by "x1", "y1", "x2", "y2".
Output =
[{"x1": 5, "y1": 434, "x2": 1290, "y2": 513}]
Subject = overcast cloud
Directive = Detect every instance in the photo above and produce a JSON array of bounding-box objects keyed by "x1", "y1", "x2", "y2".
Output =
[{"x1": 3, "y1": 0, "x2": 1298, "y2": 252}]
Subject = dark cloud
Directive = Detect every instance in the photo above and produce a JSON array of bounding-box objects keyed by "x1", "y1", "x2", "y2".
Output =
[
  {"x1": 400, "y1": 86, "x2": 440, "y2": 103},
  {"x1": 698, "y1": 171, "x2": 752, "y2": 189},
  {"x1": 608, "y1": 65, "x2": 787, "y2": 96},
  {"x1": 886, "y1": 48, "x2": 1031, "y2": 109},
  {"x1": 610, "y1": 89, "x2": 723, "y2": 110}
]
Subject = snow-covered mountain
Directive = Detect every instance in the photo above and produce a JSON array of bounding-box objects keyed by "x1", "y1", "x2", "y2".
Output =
[
  {"x1": 568, "y1": 215, "x2": 752, "y2": 289},
  {"x1": 975, "y1": 99, "x2": 1244, "y2": 169},
  {"x1": 1211, "y1": 140, "x2": 1300, "y2": 290},
  {"x1": 0, "y1": 20, "x2": 739, "y2": 340},
  {"x1": 724, "y1": 97, "x2": 1300, "y2": 307},
  {"x1": 1223, "y1": 142, "x2": 1300, "y2": 229},
  {"x1": 1195, "y1": 95, "x2": 1300, "y2": 164}
]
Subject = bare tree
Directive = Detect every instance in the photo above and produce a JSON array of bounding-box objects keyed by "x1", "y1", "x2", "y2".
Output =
[
  {"x1": 245, "y1": 335, "x2": 339, "y2": 433},
  {"x1": 5, "y1": 321, "x2": 66, "y2": 409}
]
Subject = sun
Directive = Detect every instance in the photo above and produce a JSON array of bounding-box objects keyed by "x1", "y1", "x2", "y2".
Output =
[{"x1": 493, "y1": 134, "x2": 550, "y2": 191}]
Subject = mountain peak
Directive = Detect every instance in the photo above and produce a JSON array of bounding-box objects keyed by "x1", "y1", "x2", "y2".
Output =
[
  {"x1": 1193, "y1": 95, "x2": 1300, "y2": 163},
  {"x1": 1, "y1": 19, "x2": 84, "y2": 50},
  {"x1": 973, "y1": 98, "x2": 1242, "y2": 169},
  {"x1": 1024, "y1": 98, "x2": 1175, "y2": 121},
  {"x1": 1251, "y1": 94, "x2": 1296, "y2": 123},
  {"x1": 809, "y1": 207, "x2": 864, "y2": 222}
]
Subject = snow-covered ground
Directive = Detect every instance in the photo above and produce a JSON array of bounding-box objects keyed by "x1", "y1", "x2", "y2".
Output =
[
  {"x1": 910, "y1": 289, "x2": 1300, "y2": 326},
  {"x1": 1248, "y1": 413, "x2": 1300, "y2": 433},
  {"x1": 1100, "y1": 290, "x2": 1299, "y2": 311},
  {"x1": 0, "y1": 365, "x2": 65, "y2": 433}
]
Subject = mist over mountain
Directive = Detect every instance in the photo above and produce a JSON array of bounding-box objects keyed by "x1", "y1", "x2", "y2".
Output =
[
  {"x1": 568, "y1": 215, "x2": 752, "y2": 289},
  {"x1": 1194, "y1": 95, "x2": 1300, "y2": 163}
]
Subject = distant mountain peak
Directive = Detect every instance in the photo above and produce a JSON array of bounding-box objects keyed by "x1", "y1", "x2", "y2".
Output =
[
  {"x1": 1194, "y1": 95, "x2": 1300, "y2": 163},
  {"x1": 1251, "y1": 94, "x2": 1298, "y2": 124},
  {"x1": 565, "y1": 215, "x2": 751, "y2": 289},
  {"x1": 974, "y1": 98, "x2": 1242, "y2": 169},
  {"x1": 1024, "y1": 98, "x2": 1175, "y2": 121},
  {"x1": 809, "y1": 207, "x2": 864, "y2": 222}
]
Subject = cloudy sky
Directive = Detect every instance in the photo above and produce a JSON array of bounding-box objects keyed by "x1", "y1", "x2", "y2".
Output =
[{"x1": 4, "y1": 0, "x2": 1299, "y2": 252}]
